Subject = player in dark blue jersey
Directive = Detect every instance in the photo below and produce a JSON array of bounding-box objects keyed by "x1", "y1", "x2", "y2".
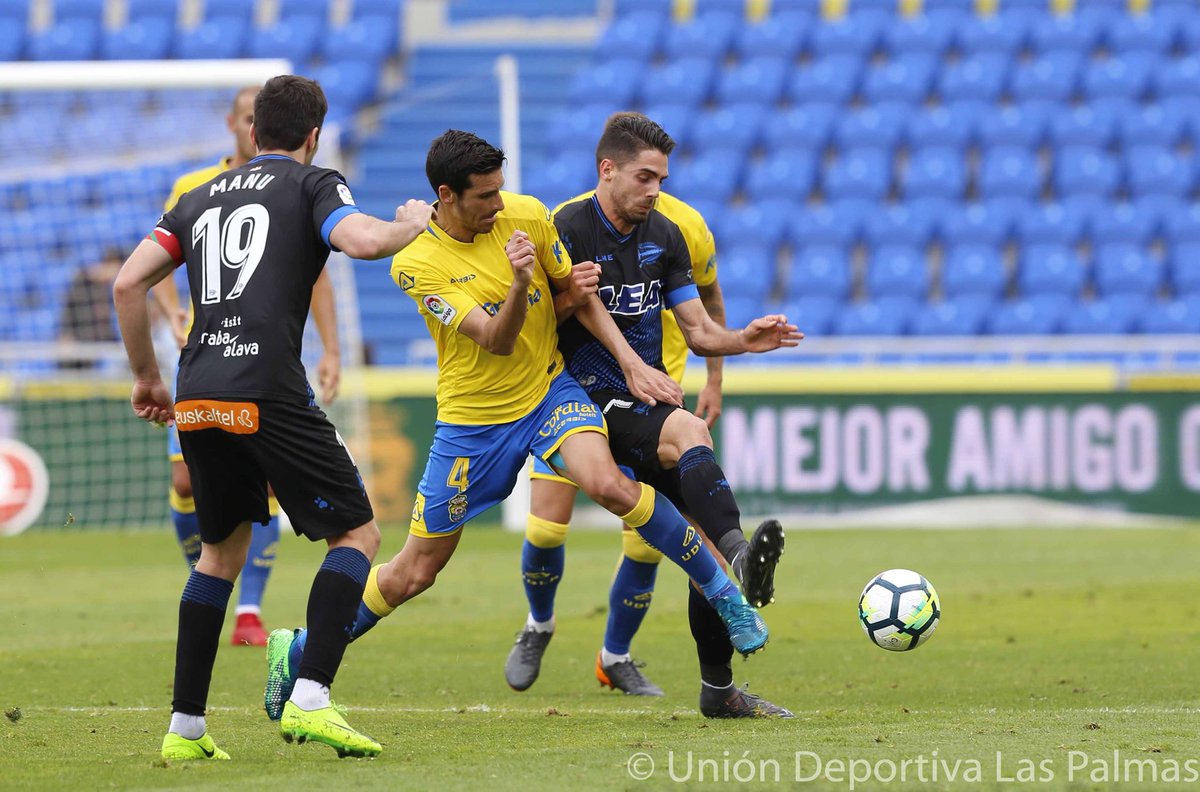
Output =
[{"x1": 508, "y1": 113, "x2": 802, "y2": 717}]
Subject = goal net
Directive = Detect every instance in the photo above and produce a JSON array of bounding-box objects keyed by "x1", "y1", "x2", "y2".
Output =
[{"x1": 0, "y1": 60, "x2": 369, "y2": 536}]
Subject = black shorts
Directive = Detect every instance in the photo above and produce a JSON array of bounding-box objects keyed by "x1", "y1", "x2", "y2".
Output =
[
  {"x1": 175, "y1": 398, "x2": 373, "y2": 544},
  {"x1": 589, "y1": 388, "x2": 680, "y2": 476}
]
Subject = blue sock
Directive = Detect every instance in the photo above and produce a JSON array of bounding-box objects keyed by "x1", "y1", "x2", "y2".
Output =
[
  {"x1": 237, "y1": 517, "x2": 279, "y2": 611},
  {"x1": 521, "y1": 539, "x2": 564, "y2": 623},
  {"x1": 288, "y1": 628, "x2": 306, "y2": 677},
  {"x1": 603, "y1": 556, "x2": 658, "y2": 655},
  {"x1": 171, "y1": 507, "x2": 201, "y2": 567},
  {"x1": 349, "y1": 600, "x2": 382, "y2": 640},
  {"x1": 628, "y1": 487, "x2": 736, "y2": 601}
]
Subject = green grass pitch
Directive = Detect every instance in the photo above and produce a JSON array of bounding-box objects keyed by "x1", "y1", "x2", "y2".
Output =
[{"x1": 1, "y1": 524, "x2": 1197, "y2": 790}]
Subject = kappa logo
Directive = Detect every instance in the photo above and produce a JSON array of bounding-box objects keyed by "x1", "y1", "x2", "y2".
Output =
[
  {"x1": 411, "y1": 492, "x2": 425, "y2": 525},
  {"x1": 552, "y1": 239, "x2": 564, "y2": 264},
  {"x1": 637, "y1": 242, "x2": 664, "y2": 267},
  {"x1": 422, "y1": 294, "x2": 457, "y2": 326},
  {"x1": 174, "y1": 400, "x2": 260, "y2": 434},
  {"x1": 398, "y1": 272, "x2": 415, "y2": 291}
]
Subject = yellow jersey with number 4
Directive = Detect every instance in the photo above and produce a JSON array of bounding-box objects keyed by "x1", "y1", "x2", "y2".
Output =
[
  {"x1": 391, "y1": 192, "x2": 573, "y2": 425},
  {"x1": 554, "y1": 191, "x2": 716, "y2": 384}
]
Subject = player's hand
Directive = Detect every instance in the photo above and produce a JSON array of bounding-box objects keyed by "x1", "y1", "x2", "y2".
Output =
[
  {"x1": 623, "y1": 359, "x2": 684, "y2": 408},
  {"x1": 395, "y1": 199, "x2": 435, "y2": 232},
  {"x1": 566, "y1": 260, "x2": 601, "y2": 307},
  {"x1": 695, "y1": 380, "x2": 723, "y2": 428},
  {"x1": 131, "y1": 379, "x2": 174, "y2": 426},
  {"x1": 169, "y1": 309, "x2": 188, "y2": 349},
  {"x1": 506, "y1": 230, "x2": 536, "y2": 289},
  {"x1": 317, "y1": 351, "x2": 341, "y2": 404},
  {"x1": 740, "y1": 314, "x2": 804, "y2": 353}
]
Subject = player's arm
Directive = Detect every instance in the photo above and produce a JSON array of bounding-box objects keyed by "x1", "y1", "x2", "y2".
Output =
[
  {"x1": 672, "y1": 298, "x2": 804, "y2": 356},
  {"x1": 551, "y1": 260, "x2": 601, "y2": 325},
  {"x1": 113, "y1": 237, "x2": 181, "y2": 424},
  {"x1": 696, "y1": 278, "x2": 726, "y2": 427},
  {"x1": 454, "y1": 231, "x2": 537, "y2": 356},
  {"x1": 328, "y1": 199, "x2": 434, "y2": 260},
  {"x1": 150, "y1": 277, "x2": 188, "y2": 349},
  {"x1": 310, "y1": 268, "x2": 340, "y2": 404}
]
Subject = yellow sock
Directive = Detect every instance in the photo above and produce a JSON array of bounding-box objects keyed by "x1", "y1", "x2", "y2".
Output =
[{"x1": 362, "y1": 565, "x2": 395, "y2": 618}]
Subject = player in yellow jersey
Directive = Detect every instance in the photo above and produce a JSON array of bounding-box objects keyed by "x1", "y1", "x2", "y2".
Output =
[
  {"x1": 265, "y1": 132, "x2": 778, "y2": 710},
  {"x1": 151, "y1": 86, "x2": 341, "y2": 647},
  {"x1": 507, "y1": 113, "x2": 798, "y2": 718}
]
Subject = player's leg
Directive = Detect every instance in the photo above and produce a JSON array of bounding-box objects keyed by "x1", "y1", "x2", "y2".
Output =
[
  {"x1": 505, "y1": 468, "x2": 572, "y2": 691},
  {"x1": 656, "y1": 409, "x2": 785, "y2": 608},
  {"x1": 552, "y1": 429, "x2": 767, "y2": 656},
  {"x1": 231, "y1": 490, "x2": 280, "y2": 647},
  {"x1": 596, "y1": 526, "x2": 664, "y2": 696},
  {"x1": 168, "y1": 446, "x2": 201, "y2": 567}
]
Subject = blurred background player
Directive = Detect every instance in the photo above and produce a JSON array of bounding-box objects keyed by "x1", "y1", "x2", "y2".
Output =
[
  {"x1": 506, "y1": 112, "x2": 798, "y2": 718},
  {"x1": 58, "y1": 247, "x2": 123, "y2": 369},
  {"x1": 151, "y1": 85, "x2": 343, "y2": 647}
]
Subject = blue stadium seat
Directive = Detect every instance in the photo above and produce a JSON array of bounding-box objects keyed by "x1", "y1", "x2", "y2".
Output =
[
  {"x1": 784, "y1": 245, "x2": 852, "y2": 302},
  {"x1": 350, "y1": 0, "x2": 403, "y2": 25},
  {"x1": 867, "y1": 245, "x2": 928, "y2": 301},
  {"x1": 53, "y1": 0, "x2": 105, "y2": 22},
  {"x1": 863, "y1": 202, "x2": 938, "y2": 248},
  {"x1": 809, "y1": 16, "x2": 882, "y2": 58},
  {"x1": 28, "y1": 19, "x2": 99, "y2": 60},
  {"x1": 1055, "y1": 146, "x2": 1120, "y2": 198},
  {"x1": 127, "y1": 0, "x2": 178, "y2": 20},
  {"x1": 279, "y1": 0, "x2": 331, "y2": 20},
  {"x1": 832, "y1": 300, "x2": 909, "y2": 336},
  {"x1": 101, "y1": 19, "x2": 173, "y2": 60},
  {"x1": 1029, "y1": 11, "x2": 1103, "y2": 54},
  {"x1": 722, "y1": 296, "x2": 762, "y2": 329},
  {"x1": 714, "y1": 57, "x2": 789, "y2": 106},
  {"x1": 662, "y1": 12, "x2": 739, "y2": 60},
  {"x1": 956, "y1": 12, "x2": 1028, "y2": 56},
  {"x1": 862, "y1": 53, "x2": 936, "y2": 104},
  {"x1": 834, "y1": 104, "x2": 906, "y2": 151},
  {"x1": 762, "y1": 104, "x2": 837, "y2": 151},
  {"x1": 640, "y1": 103, "x2": 693, "y2": 148},
  {"x1": 1170, "y1": 245, "x2": 1200, "y2": 296},
  {"x1": 909, "y1": 299, "x2": 989, "y2": 336},
  {"x1": 1094, "y1": 244, "x2": 1164, "y2": 298},
  {"x1": 937, "y1": 53, "x2": 1008, "y2": 103},
  {"x1": 248, "y1": 17, "x2": 321, "y2": 62},
  {"x1": 732, "y1": 13, "x2": 808, "y2": 60},
  {"x1": 1119, "y1": 102, "x2": 1188, "y2": 147},
  {"x1": 1048, "y1": 102, "x2": 1122, "y2": 149},
  {"x1": 977, "y1": 103, "x2": 1048, "y2": 149},
  {"x1": 1083, "y1": 54, "x2": 1157, "y2": 102},
  {"x1": 1164, "y1": 201, "x2": 1200, "y2": 243},
  {"x1": 824, "y1": 147, "x2": 891, "y2": 202},
  {"x1": 744, "y1": 147, "x2": 818, "y2": 203},
  {"x1": 1180, "y1": 13, "x2": 1200, "y2": 53},
  {"x1": 175, "y1": 17, "x2": 247, "y2": 59},
  {"x1": 0, "y1": 24, "x2": 22, "y2": 61},
  {"x1": 1061, "y1": 297, "x2": 1140, "y2": 334},
  {"x1": 1136, "y1": 298, "x2": 1200, "y2": 334},
  {"x1": 1155, "y1": 56, "x2": 1200, "y2": 100},
  {"x1": 719, "y1": 200, "x2": 796, "y2": 250},
  {"x1": 1133, "y1": 195, "x2": 1184, "y2": 240},
  {"x1": 1020, "y1": 244, "x2": 1085, "y2": 297},
  {"x1": 640, "y1": 58, "x2": 715, "y2": 108},
  {"x1": 203, "y1": 0, "x2": 255, "y2": 20},
  {"x1": 1126, "y1": 145, "x2": 1194, "y2": 199},
  {"x1": 717, "y1": 245, "x2": 774, "y2": 301},
  {"x1": 786, "y1": 55, "x2": 861, "y2": 106},
  {"x1": 308, "y1": 61, "x2": 377, "y2": 116},
  {"x1": 985, "y1": 297, "x2": 1065, "y2": 335},
  {"x1": 568, "y1": 59, "x2": 642, "y2": 108},
  {"x1": 1010, "y1": 52, "x2": 1082, "y2": 103},
  {"x1": 1089, "y1": 202, "x2": 1155, "y2": 246},
  {"x1": 523, "y1": 153, "x2": 593, "y2": 210},
  {"x1": 940, "y1": 203, "x2": 1010, "y2": 247},
  {"x1": 883, "y1": 13, "x2": 954, "y2": 55},
  {"x1": 320, "y1": 16, "x2": 397, "y2": 63},
  {"x1": 543, "y1": 103, "x2": 613, "y2": 155},
  {"x1": 979, "y1": 146, "x2": 1042, "y2": 201},
  {"x1": 903, "y1": 146, "x2": 967, "y2": 201},
  {"x1": 1106, "y1": 11, "x2": 1178, "y2": 55},
  {"x1": 942, "y1": 245, "x2": 1007, "y2": 300},
  {"x1": 597, "y1": 12, "x2": 665, "y2": 61},
  {"x1": 905, "y1": 104, "x2": 978, "y2": 150},
  {"x1": 790, "y1": 204, "x2": 858, "y2": 247},
  {"x1": 774, "y1": 296, "x2": 838, "y2": 337},
  {"x1": 1016, "y1": 202, "x2": 1088, "y2": 245},
  {"x1": 666, "y1": 148, "x2": 745, "y2": 205}
]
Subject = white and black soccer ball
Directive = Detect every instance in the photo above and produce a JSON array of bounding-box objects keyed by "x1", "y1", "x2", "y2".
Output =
[{"x1": 858, "y1": 569, "x2": 941, "y2": 652}]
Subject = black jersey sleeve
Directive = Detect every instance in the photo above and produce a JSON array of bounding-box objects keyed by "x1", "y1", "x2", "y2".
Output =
[
  {"x1": 306, "y1": 169, "x2": 361, "y2": 252},
  {"x1": 662, "y1": 223, "x2": 699, "y2": 309}
]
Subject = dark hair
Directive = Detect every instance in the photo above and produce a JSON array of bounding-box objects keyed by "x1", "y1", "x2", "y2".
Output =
[
  {"x1": 595, "y1": 112, "x2": 675, "y2": 170},
  {"x1": 253, "y1": 75, "x2": 327, "y2": 152},
  {"x1": 426, "y1": 129, "x2": 506, "y2": 195}
]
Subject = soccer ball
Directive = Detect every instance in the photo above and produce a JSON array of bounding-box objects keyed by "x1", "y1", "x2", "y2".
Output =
[{"x1": 858, "y1": 569, "x2": 940, "y2": 652}]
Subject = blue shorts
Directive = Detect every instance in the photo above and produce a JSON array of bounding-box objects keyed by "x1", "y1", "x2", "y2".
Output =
[{"x1": 410, "y1": 374, "x2": 606, "y2": 537}]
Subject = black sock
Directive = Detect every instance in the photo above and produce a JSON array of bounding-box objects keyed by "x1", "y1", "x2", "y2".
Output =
[
  {"x1": 677, "y1": 446, "x2": 748, "y2": 565},
  {"x1": 688, "y1": 583, "x2": 734, "y2": 688},
  {"x1": 172, "y1": 570, "x2": 234, "y2": 716},
  {"x1": 298, "y1": 547, "x2": 371, "y2": 687}
]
